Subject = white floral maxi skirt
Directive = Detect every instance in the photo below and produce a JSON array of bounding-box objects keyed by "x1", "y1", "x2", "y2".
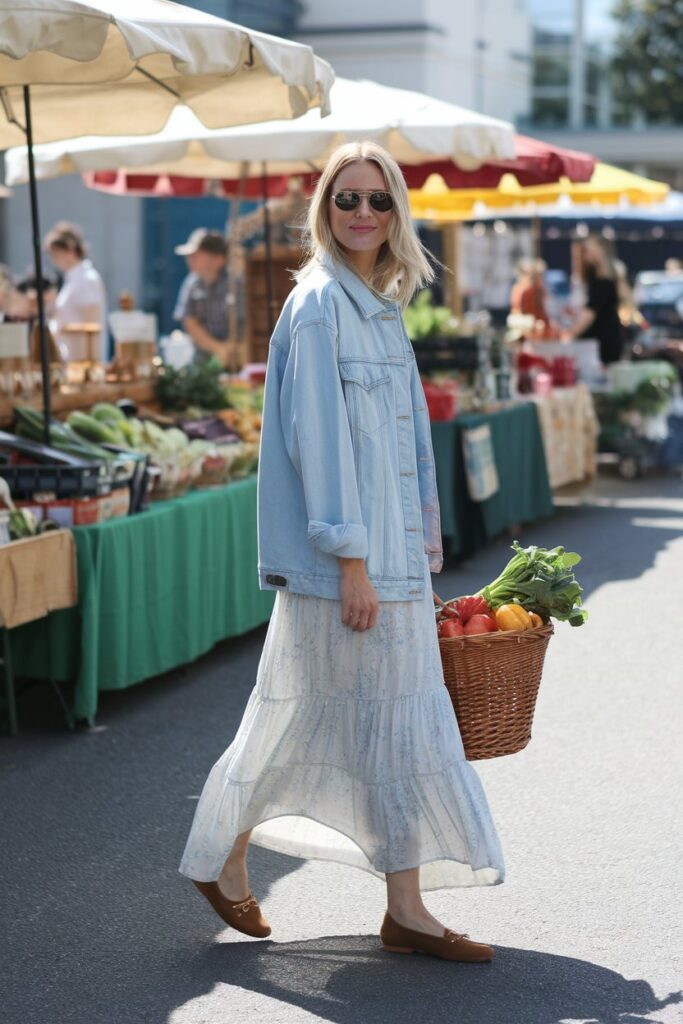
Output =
[{"x1": 179, "y1": 556, "x2": 505, "y2": 891}]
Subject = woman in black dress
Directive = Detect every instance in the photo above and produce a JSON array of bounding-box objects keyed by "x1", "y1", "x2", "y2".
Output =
[{"x1": 569, "y1": 236, "x2": 625, "y2": 364}]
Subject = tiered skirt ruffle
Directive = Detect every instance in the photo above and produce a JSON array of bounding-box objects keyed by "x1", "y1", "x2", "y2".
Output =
[{"x1": 180, "y1": 557, "x2": 505, "y2": 891}]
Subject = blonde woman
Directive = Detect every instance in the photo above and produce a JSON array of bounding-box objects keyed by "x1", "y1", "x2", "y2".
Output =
[
  {"x1": 568, "y1": 235, "x2": 624, "y2": 364},
  {"x1": 179, "y1": 142, "x2": 504, "y2": 963}
]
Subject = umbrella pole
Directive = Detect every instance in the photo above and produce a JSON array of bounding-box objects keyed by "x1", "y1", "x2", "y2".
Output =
[
  {"x1": 23, "y1": 86, "x2": 51, "y2": 444},
  {"x1": 226, "y1": 162, "x2": 247, "y2": 371},
  {"x1": 532, "y1": 214, "x2": 542, "y2": 259},
  {"x1": 261, "y1": 162, "x2": 275, "y2": 336},
  {"x1": 443, "y1": 222, "x2": 463, "y2": 318}
]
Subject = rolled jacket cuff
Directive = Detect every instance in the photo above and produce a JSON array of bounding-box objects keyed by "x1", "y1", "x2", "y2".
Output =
[
  {"x1": 307, "y1": 520, "x2": 368, "y2": 559},
  {"x1": 426, "y1": 548, "x2": 443, "y2": 573}
]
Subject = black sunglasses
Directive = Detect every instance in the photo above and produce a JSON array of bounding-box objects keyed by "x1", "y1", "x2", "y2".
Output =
[{"x1": 332, "y1": 189, "x2": 394, "y2": 213}]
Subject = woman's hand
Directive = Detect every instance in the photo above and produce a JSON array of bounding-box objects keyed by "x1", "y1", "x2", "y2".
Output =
[{"x1": 338, "y1": 557, "x2": 379, "y2": 631}]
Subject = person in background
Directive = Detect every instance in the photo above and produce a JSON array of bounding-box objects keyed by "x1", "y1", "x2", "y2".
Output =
[
  {"x1": 44, "y1": 222, "x2": 108, "y2": 360},
  {"x1": 510, "y1": 257, "x2": 551, "y2": 337},
  {"x1": 566, "y1": 235, "x2": 624, "y2": 365},
  {"x1": 664, "y1": 257, "x2": 683, "y2": 276},
  {"x1": 172, "y1": 230, "x2": 201, "y2": 323},
  {"x1": 176, "y1": 229, "x2": 234, "y2": 367},
  {"x1": 0, "y1": 265, "x2": 58, "y2": 321}
]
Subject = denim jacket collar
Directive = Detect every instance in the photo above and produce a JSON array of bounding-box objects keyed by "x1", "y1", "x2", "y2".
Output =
[{"x1": 320, "y1": 252, "x2": 394, "y2": 320}]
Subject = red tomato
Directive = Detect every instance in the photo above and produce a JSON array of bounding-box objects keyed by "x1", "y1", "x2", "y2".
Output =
[
  {"x1": 463, "y1": 613, "x2": 498, "y2": 636},
  {"x1": 440, "y1": 618, "x2": 465, "y2": 638}
]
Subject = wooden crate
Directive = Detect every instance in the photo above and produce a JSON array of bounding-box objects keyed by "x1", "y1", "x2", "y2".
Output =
[
  {"x1": 245, "y1": 244, "x2": 301, "y2": 363},
  {"x1": 0, "y1": 530, "x2": 77, "y2": 630}
]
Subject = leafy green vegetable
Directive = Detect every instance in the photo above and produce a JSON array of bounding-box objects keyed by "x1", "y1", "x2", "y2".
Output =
[
  {"x1": 155, "y1": 358, "x2": 227, "y2": 412},
  {"x1": 478, "y1": 541, "x2": 588, "y2": 627},
  {"x1": 403, "y1": 290, "x2": 458, "y2": 342},
  {"x1": 596, "y1": 367, "x2": 676, "y2": 423}
]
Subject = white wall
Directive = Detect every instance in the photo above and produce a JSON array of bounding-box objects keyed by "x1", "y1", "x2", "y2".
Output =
[
  {"x1": 297, "y1": 0, "x2": 532, "y2": 124},
  {"x1": 1, "y1": 172, "x2": 143, "y2": 311}
]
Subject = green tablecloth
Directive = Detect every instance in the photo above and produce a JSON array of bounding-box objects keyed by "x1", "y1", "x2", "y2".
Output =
[
  {"x1": 8, "y1": 403, "x2": 552, "y2": 723},
  {"x1": 431, "y1": 402, "x2": 554, "y2": 557},
  {"x1": 8, "y1": 477, "x2": 274, "y2": 723}
]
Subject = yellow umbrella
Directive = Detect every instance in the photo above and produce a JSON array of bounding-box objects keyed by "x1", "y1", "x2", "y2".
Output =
[{"x1": 410, "y1": 162, "x2": 670, "y2": 222}]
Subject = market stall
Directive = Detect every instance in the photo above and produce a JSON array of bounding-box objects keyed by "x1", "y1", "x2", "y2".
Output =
[
  {"x1": 530, "y1": 383, "x2": 599, "y2": 489},
  {"x1": 5, "y1": 401, "x2": 556, "y2": 728},
  {"x1": 431, "y1": 402, "x2": 554, "y2": 558},
  {"x1": 0, "y1": 0, "x2": 333, "y2": 441},
  {"x1": 7, "y1": 476, "x2": 273, "y2": 725}
]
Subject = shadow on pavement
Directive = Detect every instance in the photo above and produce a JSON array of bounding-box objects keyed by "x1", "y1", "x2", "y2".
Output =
[
  {"x1": 7, "y1": 921, "x2": 679, "y2": 1024},
  {"x1": 177, "y1": 936, "x2": 682, "y2": 1024},
  {"x1": 11, "y1": 929, "x2": 680, "y2": 1024},
  {"x1": 439, "y1": 479, "x2": 683, "y2": 606}
]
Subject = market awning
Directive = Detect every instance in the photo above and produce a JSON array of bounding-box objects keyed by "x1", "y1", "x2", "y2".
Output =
[
  {"x1": 75, "y1": 131, "x2": 596, "y2": 197},
  {"x1": 0, "y1": 0, "x2": 334, "y2": 148},
  {"x1": 409, "y1": 163, "x2": 670, "y2": 222},
  {"x1": 401, "y1": 135, "x2": 595, "y2": 189},
  {"x1": 4, "y1": 78, "x2": 518, "y2": 187}
]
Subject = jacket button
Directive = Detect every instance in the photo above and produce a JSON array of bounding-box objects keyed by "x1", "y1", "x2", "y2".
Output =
[{"x1": 266, "y1": 574, "x2": 288, "y2": 587}]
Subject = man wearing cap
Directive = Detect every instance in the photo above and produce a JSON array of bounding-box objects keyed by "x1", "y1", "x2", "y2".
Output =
[{"x1": 175, "y1": 228, "x2": 233, "y2": 366}]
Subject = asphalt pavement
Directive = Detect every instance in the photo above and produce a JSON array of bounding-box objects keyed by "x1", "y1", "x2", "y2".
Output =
[{"x1": 2, "y1": 467, "x2": 682, "y2": 1024}]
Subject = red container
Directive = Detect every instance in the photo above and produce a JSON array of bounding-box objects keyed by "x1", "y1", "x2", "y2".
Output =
[
  {"x1": 422, "y1": 380, "x2": 457, "y2": 421},
  {"x1": 551, "y1": 356, "x2": 577, "y2": 387}
]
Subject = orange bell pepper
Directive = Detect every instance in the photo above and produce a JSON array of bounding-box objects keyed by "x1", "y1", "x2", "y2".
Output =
[{"x1": 494, "y1": 604, "x2": 533, "y2": 631}]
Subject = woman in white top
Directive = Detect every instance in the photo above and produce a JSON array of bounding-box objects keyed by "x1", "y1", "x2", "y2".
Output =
[{"x1": 44, "y1": 222, "x2": 108, "y2": 361}]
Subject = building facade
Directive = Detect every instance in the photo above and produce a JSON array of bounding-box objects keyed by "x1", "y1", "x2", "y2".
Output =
[
  {"x1": 296, "y1": 0, "x2": 531, "y2": 125},
  {"x1": 523, "y1": 0, "x2": 683, "y2": 188}
]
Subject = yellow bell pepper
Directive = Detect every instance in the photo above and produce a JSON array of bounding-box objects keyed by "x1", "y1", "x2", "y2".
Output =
[{"x1": 494, "y1": 603, "x2": 533, "y2": 631}]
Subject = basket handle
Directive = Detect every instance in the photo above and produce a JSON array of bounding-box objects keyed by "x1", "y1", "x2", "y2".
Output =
[{"x1": 432, "y1": 591, "x2": 447, "y2": 608}]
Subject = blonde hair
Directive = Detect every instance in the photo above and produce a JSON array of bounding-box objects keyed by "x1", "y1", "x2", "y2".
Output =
[
  {"x1": 296, "y1": 141, "x2": 434, "y2": 307},
  {"x1": 580, "y1": 234, "x2": 616, "y2": 281},
  {"x1": 44, "y1": 221, "x2": 87, "y2": 259}
]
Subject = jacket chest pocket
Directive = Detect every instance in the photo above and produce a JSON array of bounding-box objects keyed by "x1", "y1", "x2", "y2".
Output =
[{"x1": 339, "y1": 361, "x2": 391, "y2": 436}]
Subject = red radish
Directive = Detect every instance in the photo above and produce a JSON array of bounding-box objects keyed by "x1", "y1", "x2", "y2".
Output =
[
  {"x1": 440, "y1": 618, "x2": 465, "y2": 638},
  {"x1": 441, "y1": 604, "x2": 460, "y2": 620},
  {"x1": 463, "y1": 613, "x2": 497, "y2": 636}
]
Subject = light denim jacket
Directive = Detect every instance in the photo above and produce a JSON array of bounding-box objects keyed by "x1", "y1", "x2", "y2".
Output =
[{"x1": 257, "y1": 254, "x2": 443, "y2": 601}]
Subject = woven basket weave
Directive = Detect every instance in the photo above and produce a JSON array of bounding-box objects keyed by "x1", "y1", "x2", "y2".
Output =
[{"x1": 439, "y1": 624, "x2": 554, "y2": 761}]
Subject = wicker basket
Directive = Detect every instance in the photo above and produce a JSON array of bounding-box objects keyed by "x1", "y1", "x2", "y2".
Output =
[{"x1": 439, "y1": 624, "x2": 554, "y2": 760}]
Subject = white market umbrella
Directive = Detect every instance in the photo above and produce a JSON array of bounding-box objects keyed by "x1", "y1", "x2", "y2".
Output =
[
  {"x1": 5, "y1": 78, "x2": 515, "y2": 185},
  {"x1": 5, "y1": 77, "x2": 514, "y2": 339},
  {"x1": 0, "y1": 0, "x2": 334, "y2": 438}
]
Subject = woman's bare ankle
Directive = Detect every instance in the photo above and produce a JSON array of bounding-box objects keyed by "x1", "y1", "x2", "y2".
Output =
[
  {"x1": 387, "y1": 901, "x2": 445, "y2": 937},
  {"x1": 218, "y1": 853, "x2": 250, "y2": 901}
]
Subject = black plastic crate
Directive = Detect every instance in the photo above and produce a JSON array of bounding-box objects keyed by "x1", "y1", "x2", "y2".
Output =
[
  {"x1": 0, "y1": 461, "x2": 111, "y2": 500},
  {"x1": 0, "y1": 430, "x2": 111, "y2": 500},
  {"x1": 412, "y1": 335, "x2": 488, "y2": 373}
]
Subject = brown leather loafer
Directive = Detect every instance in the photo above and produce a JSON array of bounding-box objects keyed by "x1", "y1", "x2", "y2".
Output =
[
  {"x1": 192, "y1": 880, "x2": 271, "y2": 938},
  {"x1": 380, "y1": 911, "x2": 493, "y2": 962}
]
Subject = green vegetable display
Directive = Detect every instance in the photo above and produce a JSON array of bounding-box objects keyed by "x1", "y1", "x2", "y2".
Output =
[
  {"x1": 91, "y1": 403, "x2": 126, "y2": 424},
  {"x1": 478, "y1": 541, "x2": 588, "y2": 627},
  {"x1": 403, "y1": 290, "x2": 458, "y2": 342},
  {"x1": 15, "y1": 406, "x2": 116, "y2": 462},
  {"x1": 67, "y1": 410, "x2": 122, "y2": 445},
  {"x1": 155, "y1": 358, "x2": 227, "y2": 412}
]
